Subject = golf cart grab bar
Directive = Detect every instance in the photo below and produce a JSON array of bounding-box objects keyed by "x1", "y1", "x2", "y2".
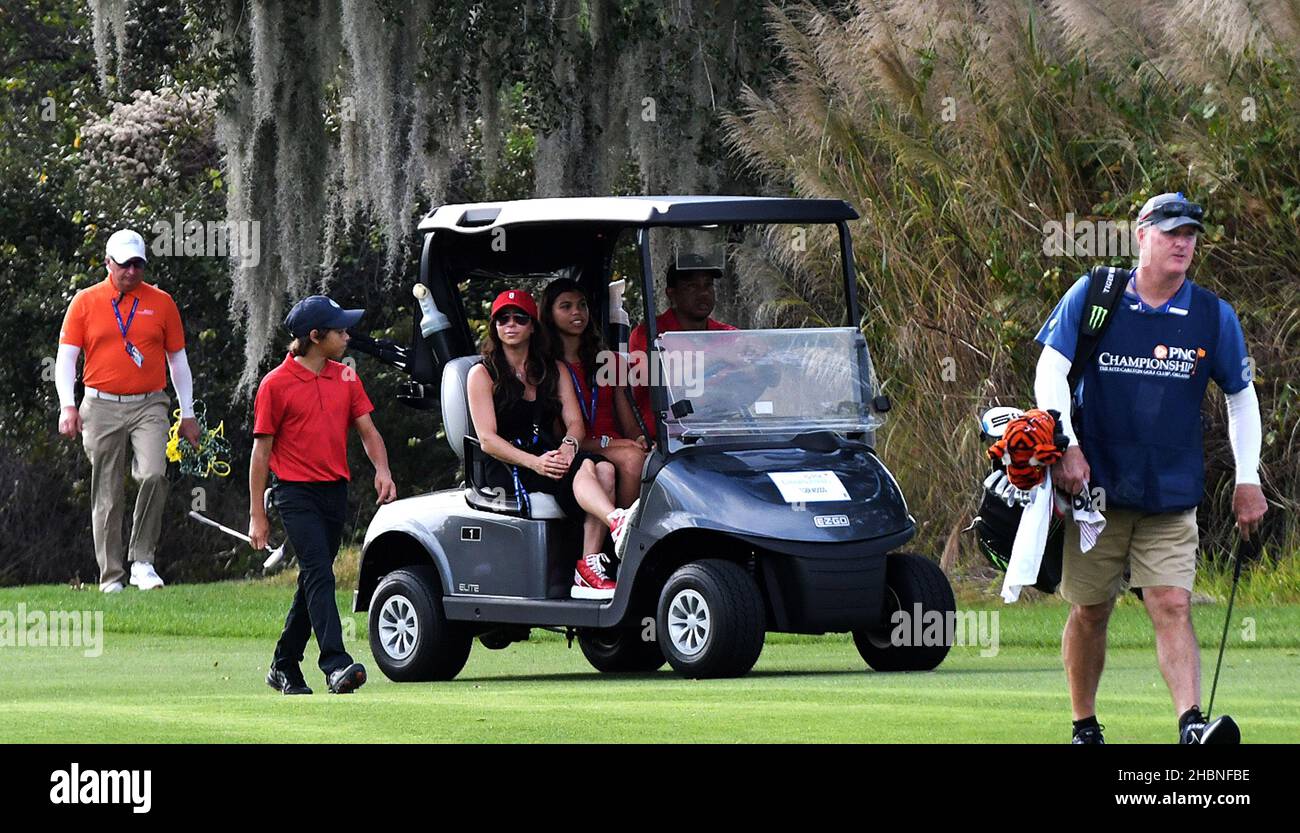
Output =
[{"x1": 347, "y1": 332, "x2": 409, "y2": 371}]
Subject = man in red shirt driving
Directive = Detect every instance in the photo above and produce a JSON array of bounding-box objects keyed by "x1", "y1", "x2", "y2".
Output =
[{"x1": 627, "y1": 254, "x2": 736, "y2": 439}]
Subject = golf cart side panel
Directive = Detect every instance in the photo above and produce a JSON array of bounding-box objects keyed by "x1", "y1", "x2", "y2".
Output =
[
  {"x1": 358, "y1": 491, "x2": 561, "y2": 605},
  {"x1": 638, "y1": 446, "x2": 913, "y2": 545},
  {"x1": 359, "y1": 495, "x2": 457, "y2": 606}
]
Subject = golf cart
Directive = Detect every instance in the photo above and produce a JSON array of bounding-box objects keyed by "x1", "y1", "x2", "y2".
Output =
[{"x1": 348, "y1": 196, "x2": 956, "y2": 680}]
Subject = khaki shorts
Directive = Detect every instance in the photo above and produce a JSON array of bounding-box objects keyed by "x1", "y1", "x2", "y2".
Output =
[{"x1": 1060, "y1": 506, "x2": 1199, "y2": 605}]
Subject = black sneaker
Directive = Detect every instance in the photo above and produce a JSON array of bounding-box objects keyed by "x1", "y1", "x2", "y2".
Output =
[
  {"x1": 327, "y1": 662, "x2": 367, "y2": 694},
  {"x1": 266, "y1": 666, "x2": 312, "y2": 695},
  {"x1": 1072, "y1": 723, "x2": 1105, "y2": 744},
  {"x1": 1180, "y1": 714, "x2": 1240, "y2": 744}
]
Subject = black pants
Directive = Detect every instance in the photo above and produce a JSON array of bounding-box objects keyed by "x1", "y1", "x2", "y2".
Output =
[{"x1": 271, "y1": 480, "x2": 353, "y2": 676}]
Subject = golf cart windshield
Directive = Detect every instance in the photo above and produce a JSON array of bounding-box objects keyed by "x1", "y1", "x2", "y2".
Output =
[{"x1": 655, "y1": 327, "x2": 886, "y2": 439}]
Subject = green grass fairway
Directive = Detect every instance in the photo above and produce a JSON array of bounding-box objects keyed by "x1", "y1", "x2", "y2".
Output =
[{"x1": 1, "y1": 583, "x2": 1297, "y2": 742}]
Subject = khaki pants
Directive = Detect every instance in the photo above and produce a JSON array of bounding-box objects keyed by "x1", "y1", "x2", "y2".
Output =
[
  {"x1": 1060, "y1": 506, "x2": 1199, "y2": 606},
  {"x1": 79, "y1": 391, "x2": 171, "y2": 590}
]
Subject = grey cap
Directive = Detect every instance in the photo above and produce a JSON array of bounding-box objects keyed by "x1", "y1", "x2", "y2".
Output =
[{"x1": 1137, "y1": 192, "x2": 1205, "y2": 232}]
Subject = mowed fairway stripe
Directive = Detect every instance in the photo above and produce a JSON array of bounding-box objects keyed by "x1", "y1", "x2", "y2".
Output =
[{"x1": 1, "y1": 630, "x2": 1295, "y2": 742}]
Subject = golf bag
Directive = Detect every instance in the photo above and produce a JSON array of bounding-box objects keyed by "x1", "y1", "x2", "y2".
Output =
[
  {"x1": 972, "y1": 408, "x2": 1065, "y2": 594},
  {"x1": 969, "y1": 265, "x2": 1129, "y2": 594}
]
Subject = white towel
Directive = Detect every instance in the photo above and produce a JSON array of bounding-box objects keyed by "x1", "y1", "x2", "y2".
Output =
[
  {"x1": 1052, "y1": 482, "x2": 1107, "y2": 552},
  {"x1": 1001, "y1": 470, "x2": 1054, "y2": 603},
  {"x1": 1072, "y1": 481, "x2": 1106, "y2": 552}
]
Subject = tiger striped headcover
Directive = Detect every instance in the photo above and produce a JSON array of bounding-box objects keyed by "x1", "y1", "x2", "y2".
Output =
[{"x1": 986, "y1": 408, "x2": 1068, "y2": 490}]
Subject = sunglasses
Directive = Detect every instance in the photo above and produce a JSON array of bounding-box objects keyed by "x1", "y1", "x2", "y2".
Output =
[
  {"x1": 1142, "y1": 202, "x2": 1204, "y2": 223},
  {"x1": 494, "y1": 312, "x2": 532, "y2": 326},
  {"x1": 115, "y1": 258, "x2": 147, "y2": 270}
]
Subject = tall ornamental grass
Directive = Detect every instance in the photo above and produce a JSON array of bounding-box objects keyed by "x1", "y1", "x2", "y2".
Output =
[{"x1": 725, "y1": 0, "x2": 1300, "y2": 567}]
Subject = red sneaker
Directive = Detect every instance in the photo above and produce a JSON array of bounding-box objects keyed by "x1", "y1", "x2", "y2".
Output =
[{"x1": 572, "y1": 553, "x2": 616, "y2": 600}]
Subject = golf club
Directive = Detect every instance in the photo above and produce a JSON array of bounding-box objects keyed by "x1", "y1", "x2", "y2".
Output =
[
  {"x1": 1206, "y1": 534, "x2": 1253, "y2": 720},
  {"x1": 187, "y1": 505, "x2": 288, "y2": 572}
]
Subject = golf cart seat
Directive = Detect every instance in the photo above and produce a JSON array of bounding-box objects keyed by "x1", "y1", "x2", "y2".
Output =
[{"x1": 440, "y1": 355, "x2": 566, "y2": 520}]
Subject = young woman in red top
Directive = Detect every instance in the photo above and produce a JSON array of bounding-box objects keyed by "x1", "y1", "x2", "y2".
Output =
[{"x1": 540, "y1": 278, "x2": 647, "y2": 509}]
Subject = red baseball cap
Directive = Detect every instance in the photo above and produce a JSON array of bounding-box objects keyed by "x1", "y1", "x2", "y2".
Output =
[{"x1": 490, "y1": 289, "x2": 539, "y2": 321}]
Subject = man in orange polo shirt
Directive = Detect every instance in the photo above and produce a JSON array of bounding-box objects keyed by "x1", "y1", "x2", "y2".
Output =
[
  {"x1": 627, "y1": 253, "x2": 736, "y2": 440},
  {"x1": 55, "y1": 229, "x2": 201, "y2": 593}
]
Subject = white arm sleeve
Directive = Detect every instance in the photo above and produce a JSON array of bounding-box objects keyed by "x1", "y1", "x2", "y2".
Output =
[
  {"x1": 1225, "y1": 384, "x2": 1262, "y2": 486},
  {"x1": 1034, "y1": 344, "x2": 1077, "y2": 446},
  {"x1": 166, "y1": 348, "x2": 195, "y2": 418},
  {"x1": 55, "y1": 344, "x2": 80, "y2": 409}
]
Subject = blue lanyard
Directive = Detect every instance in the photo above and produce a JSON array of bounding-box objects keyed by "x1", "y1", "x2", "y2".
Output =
[
  {"x1": 564, "y1": 361, "x2": 598, "y2": 427},
  {"x1": 112, "y1": 294, "x2": 138, "y2": 352},
  {"x1": 509, "y1": 428, "x2": 541, "y2": 515}
]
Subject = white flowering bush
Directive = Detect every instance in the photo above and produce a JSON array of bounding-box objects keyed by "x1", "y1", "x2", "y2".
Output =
[{"x1": 79, "y1": 87, "x2": 219, "y2": 191}]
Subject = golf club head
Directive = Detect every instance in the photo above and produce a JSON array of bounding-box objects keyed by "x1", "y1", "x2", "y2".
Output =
[
  {"x1": 979, "y1": 405, "x2": 1024, "y2": 441},
  {"x1": 262, "y1": 542, "x2": 288, "y2": 573},
  {"x1": 263, "y1": 487, "x2": 273, "y2": 512}
]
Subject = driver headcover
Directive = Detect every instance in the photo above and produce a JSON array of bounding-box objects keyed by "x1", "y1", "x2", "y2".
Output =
[{"x1": 986, "y1": 408, "x2": 1069, "y2": 490}]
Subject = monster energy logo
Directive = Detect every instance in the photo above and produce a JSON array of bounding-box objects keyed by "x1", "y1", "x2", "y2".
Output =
[{"x1": 1088, "y1": 304, "x2": 1108, "y2": 330}]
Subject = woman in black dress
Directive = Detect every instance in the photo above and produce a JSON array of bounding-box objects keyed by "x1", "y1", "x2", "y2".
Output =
[{"x1": 466, "y1": 289, "x2": 636, "y2": 600}]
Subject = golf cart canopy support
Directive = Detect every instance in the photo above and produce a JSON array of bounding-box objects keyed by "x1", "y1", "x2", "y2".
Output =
[{"x1": 385, "y1": 196, "x2": 868, "y2": 432}]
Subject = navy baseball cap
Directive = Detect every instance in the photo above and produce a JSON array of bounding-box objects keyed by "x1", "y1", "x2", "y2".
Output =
[
  {"x1": 1137, "y1": 192, "x2": 1205, "y2": 232},
  {"x1": 667, "y1": 252, "x2": 724, "y2": 286},
  {"x1": 284, "y1": 295, "x2": 364, "y2": 337}
]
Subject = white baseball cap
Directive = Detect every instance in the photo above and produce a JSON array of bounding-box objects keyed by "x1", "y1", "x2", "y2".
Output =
[{"x1": 105, "y1": 229, "x2": 148, "y2": 264}]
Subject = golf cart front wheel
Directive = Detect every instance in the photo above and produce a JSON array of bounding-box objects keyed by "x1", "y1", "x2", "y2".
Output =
[
  {"x1": 369, "y1": 566, "x2": 472, "y2": 682},
  {"x1": 853, "y1": 552, "x2": 956, "y2": 672},
  {"x1": 656, "y1": 559, "x2": 765, "y2": 679},
  {"x1": 576, "y1": 627, "x2": 666, "y2": 673}
]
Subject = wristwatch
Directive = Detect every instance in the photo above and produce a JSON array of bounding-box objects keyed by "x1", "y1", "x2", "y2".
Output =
[{"x1": 600, "y1": 435, "x2": 611, "y2": 449}]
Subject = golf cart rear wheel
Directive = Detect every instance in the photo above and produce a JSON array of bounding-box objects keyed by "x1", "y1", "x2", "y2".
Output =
[
  {"x1": 853, "y1": 552, "x2": 956, "y2": 672},
  {"x1": 369, "y1": 566, "x2": 472, "y2": 682},
  {"x1": 656, "y1": 559, "x2": 765, "y2": 679},
  {"x1": 576, "y1": 627, "x2": 666, "y2": 673}
]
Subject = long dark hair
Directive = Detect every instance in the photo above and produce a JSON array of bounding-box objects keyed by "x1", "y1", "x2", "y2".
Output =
[
  {"x1": 480, "y1": 307, "x2": 560, "y2": 430},
  {"x1": 541, "y1": 278, "x2": 604, "y2": 383}
]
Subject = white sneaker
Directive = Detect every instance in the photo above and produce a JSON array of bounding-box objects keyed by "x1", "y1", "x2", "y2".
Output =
[
  {"x1": 129, "y1": 561, "x2": 165, "y2": 590},
  {"x1": 101, "y1": 581, "x2": 124, "y2": 594},
  {"x1": 607, "y1": 499, "x2": 640, "y2": 560}
]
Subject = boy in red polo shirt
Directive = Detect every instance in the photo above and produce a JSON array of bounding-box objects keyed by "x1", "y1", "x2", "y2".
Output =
[{"x1": 249, "y1": 296, "x2": 397, "y2": 695}]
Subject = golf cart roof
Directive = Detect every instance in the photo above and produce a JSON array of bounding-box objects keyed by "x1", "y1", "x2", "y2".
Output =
[{"x1": 418, "y1": 195, "x2": 858, "y2": 233}]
